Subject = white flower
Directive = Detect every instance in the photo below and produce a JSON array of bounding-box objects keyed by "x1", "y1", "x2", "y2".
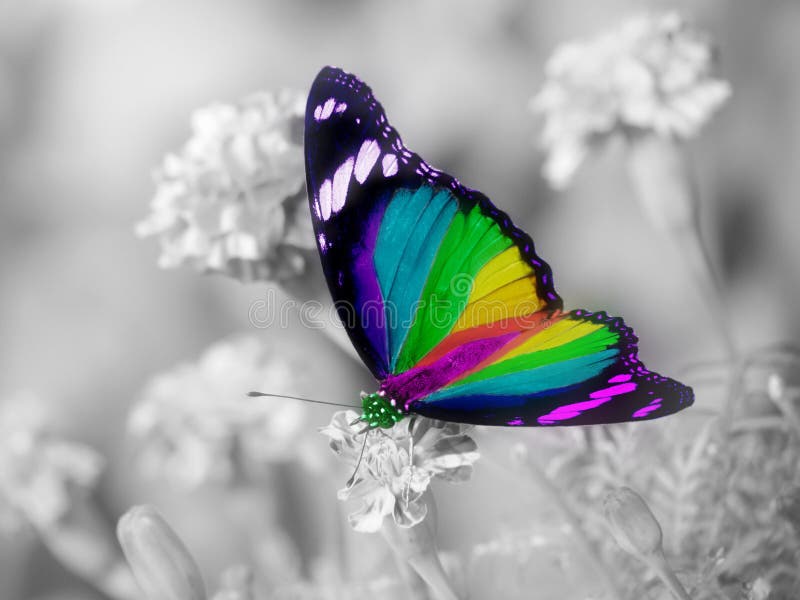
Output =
[
  {"x1": 532, "y1": 12, "x2": 731, "y2": 188},
  {"x1": 0, "y1": 391, "x2": 104, "y2": 534},
  {"x1": 320, "y1": 412, "x2": 479, "y2": 533},
  {"x1": 128, "y1": 336, "x2": 308, "y2": 488},
  {"x1": 136, "y1": 89, "x2": 315, "y2": 282}
]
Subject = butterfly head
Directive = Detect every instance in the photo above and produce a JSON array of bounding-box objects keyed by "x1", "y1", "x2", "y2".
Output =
[{"x1": 359, "y1": 391, "x2": 406, "y2": 429}]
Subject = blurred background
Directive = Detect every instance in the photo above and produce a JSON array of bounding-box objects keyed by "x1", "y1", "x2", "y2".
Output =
[{"x1": 1, "y1": 0, "x2": 799, "y2": 598}]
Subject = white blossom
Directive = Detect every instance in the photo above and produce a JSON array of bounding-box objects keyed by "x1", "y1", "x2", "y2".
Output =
[
  {"x1": 128, "y1": 336, "x2": 308, "y2": 487},
  {"x1": 532, "y1": 12, "x2": 731, "y2": 188},
  {"x1": 320, "y1": 412, "x2": 479, "y2": 533},
  {"x1": 136, "y1": 89, "x2": 314, "y2": 282},
  {"x1": 0, "y1": 391, "x2": 104, "y2": 534}
]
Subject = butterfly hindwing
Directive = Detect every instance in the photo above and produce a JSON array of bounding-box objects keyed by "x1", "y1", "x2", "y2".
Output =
[
  {"x1": 305, "y1": 66, "x2": 694, "y2": 426},
  {"x1": 382, "y1": 309, "x2": 693, "y2": 426}
]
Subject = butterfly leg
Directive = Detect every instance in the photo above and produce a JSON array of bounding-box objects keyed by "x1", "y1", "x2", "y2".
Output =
[{"x1": 345, "y1": 429, "x2": 372, "y2": 489}]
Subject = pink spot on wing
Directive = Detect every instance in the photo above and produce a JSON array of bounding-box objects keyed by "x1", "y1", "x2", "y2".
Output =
[
  {"x1": 382, "y1": 153, "x2": 398, "y2": 177},
  {"x1": 335, "y1": 102, "x2": 347, "y2": 114},
  {"x1": 589, "y1": 382, "x2": 637, "y2": 399},
  {"x1": 317, "y1": 232, "x2": 327, "y2": 252},
  {"x1": 508, "y1": 417, "x2": 524, "y2": 426},
  {"x1": 633, "y1": 398, "x2": 662, "y2": 419},
  {"x1": 354, "y1": 139, "x2": 380, "y2": 183},
  {"x1": 319, "y1": 179, "x2": 332, "y2": 220},
  {"x1": 609, "y1": 373, "x2": 633, "y2": 383},
  {"x1": 313, "y1": 104, "x2": 322, "y2": 120},
  {"x1": 537, "y1": 397, "x2": 612, "y2": 425},
  {"x1": 332, "y1": 157, "x2": 354, "y2": 213}
]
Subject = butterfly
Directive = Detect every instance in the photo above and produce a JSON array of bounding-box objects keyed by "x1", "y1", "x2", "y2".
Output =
[{"x1": 303, "y1": 66, "x2": 693, "y2": 429}]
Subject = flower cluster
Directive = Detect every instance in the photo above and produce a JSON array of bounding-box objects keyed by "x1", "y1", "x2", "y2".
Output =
[
  {"x1": 128, "y1": 336, "x2": 308, "y2": 488},
  {"x1": 532, "y1": 11, "x2": 731, "y2": 188},
  {"x1": 320, "y1": 412, "x2": 479, "y2": 533},
  {"x1": 136, "y1": 89, "x2": 314, "y2": 282},
  {"x1": 0, "y1": 391, "x2": 104, "y2": 534}
]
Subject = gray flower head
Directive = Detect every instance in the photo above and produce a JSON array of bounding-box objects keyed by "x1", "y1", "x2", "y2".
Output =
[{"x1": 320, "y1": 412, "x2": 479, "y2": 532}]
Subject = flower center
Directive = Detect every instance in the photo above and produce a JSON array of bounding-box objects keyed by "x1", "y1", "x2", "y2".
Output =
[{"x1": 360, "y1": 392, "x2": 405, "y2": 429}]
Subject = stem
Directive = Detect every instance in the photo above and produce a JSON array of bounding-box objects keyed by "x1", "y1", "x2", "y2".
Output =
[
  {"x1": 394, "y1": 555, "x2": 431, "y2": 600},
  {"x1": 626, "y1": 133, "x2": 743, "y2": 561},
  {"x1": 647, "y1": 550, "x2": 692, "y2": 600},
  {"x1": 484, "y1": 453, "x2": 625, "y2": 600},
  {"x1": 407, "y1": 553, "x2": 458, "y2": 600},
  {"x1": 673, "y1": 225, "x2": 737, "y2": 363},
  {"x1": 381, "y1": 492, "x2": 461, "y2": 600},
  {"x1": 625, "y1": 133, "x2": 737, "y2": 362}
]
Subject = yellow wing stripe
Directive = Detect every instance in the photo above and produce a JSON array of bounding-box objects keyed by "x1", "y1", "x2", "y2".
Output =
[
  {"x1": 499, "y1": 319, "x2": 607, "y2": 362},
  {"x1": 449, "y1": 245, "x2": 545, "y2": 333},
  {"x1": 467, "y1": 246, "x2": 534, "y2": 304}
]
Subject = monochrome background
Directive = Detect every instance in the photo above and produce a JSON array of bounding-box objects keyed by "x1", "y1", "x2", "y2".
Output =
[{"x1": 1, "y1": 1, "x2": 799, "y2": 599}]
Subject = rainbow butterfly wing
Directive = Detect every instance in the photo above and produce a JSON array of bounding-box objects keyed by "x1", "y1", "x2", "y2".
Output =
[{"x1": 305, "y1": 66, "x2": 694, "y2": 426}]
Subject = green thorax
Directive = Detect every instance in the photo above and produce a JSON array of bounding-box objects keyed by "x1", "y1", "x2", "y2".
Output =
[{"x1": 360, "y1": 392, "x2": 406, "y2": 429}]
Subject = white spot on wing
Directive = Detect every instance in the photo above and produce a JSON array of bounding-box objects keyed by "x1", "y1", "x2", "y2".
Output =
[
  {"x1": 382, "y1": 153, "x2": 398, "y2": 177},
  {"x1": 354, "y1": 139, "x2": 380, "y2": 183},
  {"x1": 313, "y1": 104, "x2": 322, "y2": 120},
  {"x1": 335, "y1": 102, "x2": 347, "y2": 114},
  {"x1": 319, "y1": 98, "x2": 336, "y2": 120},
  {"x1": 332, "y1": 157, "x2": 354, "y2": 213},
  {"x1": 319, "y1": 179, "x2": 333, "y2": 220}
]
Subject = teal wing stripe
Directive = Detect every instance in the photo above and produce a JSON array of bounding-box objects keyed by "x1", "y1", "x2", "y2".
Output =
[
  {"x1": 374, "y1": 185, "x2": 458, "y2": 372},
  {"x1": 374, "y1": 187, "x2": 433, "y2": 293},
  {"x1": 421, "y1": 349, "x2": 620, "y2": 405}
]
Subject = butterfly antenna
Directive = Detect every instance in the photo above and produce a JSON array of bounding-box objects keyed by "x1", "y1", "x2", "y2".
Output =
[
  {"x1": 247, "y1": 391, "x2": 356, "y2": 409},
  {"x1": 346, "y1": 425, "x2": 372, "y2": 488}
]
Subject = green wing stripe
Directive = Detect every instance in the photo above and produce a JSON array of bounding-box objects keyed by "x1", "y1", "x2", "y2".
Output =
[
  {"x1": 446, "y1": 326, "x2": 620, "y2": 388},
  {"x1": 394, "y1": 203, "x2": 511, "y2": 372}
]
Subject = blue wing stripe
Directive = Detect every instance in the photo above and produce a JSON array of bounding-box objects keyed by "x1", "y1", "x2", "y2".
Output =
[
  {"x1": 421, "y1": 349, "x2": 619, "y2": 407},
  {"x1": 374, "y1": 186, "x2": 458, "y2": 371}
]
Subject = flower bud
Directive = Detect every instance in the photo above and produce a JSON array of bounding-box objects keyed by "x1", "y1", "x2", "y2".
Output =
[
  {"x1": 604, "y1": 488, "x2": 692, "y2": 600},
  {"x1": 117, "y1": 505, "x2": 207, "y2": 600},
  {"x1": 603, "y1": 486, "x2": 663, "y2": 557}
]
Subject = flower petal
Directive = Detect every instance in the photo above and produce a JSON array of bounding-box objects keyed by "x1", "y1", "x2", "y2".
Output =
[{"x1": 348, "y1": 486, "x2": 395, "y2": 533}]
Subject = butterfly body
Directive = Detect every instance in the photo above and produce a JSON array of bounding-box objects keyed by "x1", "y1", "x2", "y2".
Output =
[
  {"x1": 360, "y1": 391, "x2": 405, "y2": 429},
  {"x1": 306, "y1": 66, "x2": 694, "y2": 428}
]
